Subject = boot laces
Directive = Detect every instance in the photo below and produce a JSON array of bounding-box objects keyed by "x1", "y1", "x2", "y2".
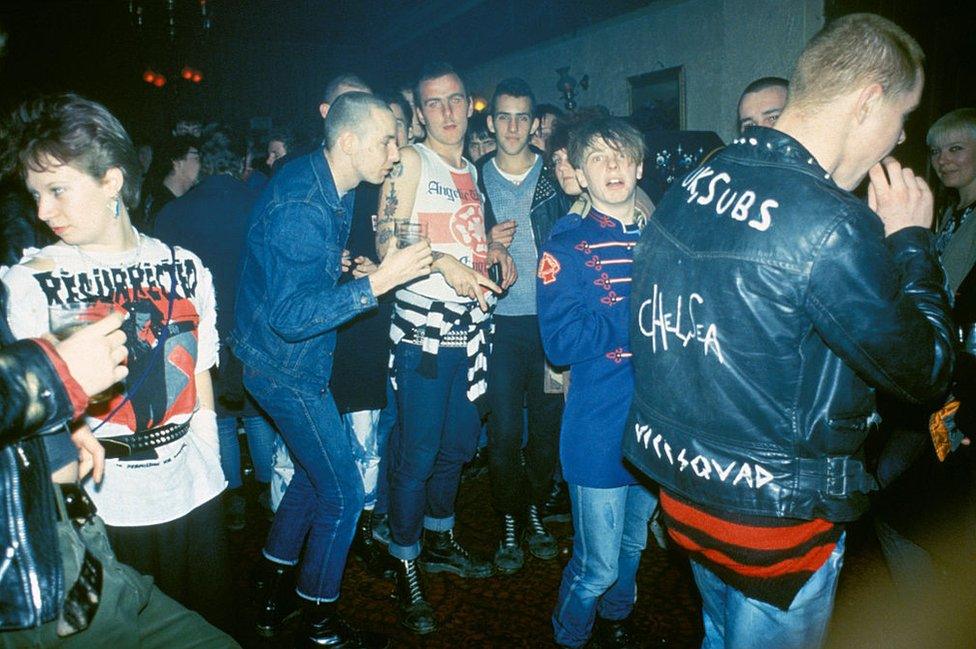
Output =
[
  {"x1": 503, "y1": 514, "x2": 518, "y2": 547},
  {"x1": 527, "y1": 505, "x2": 547, "y2": 536},
  {"x1": 444, "y1": 529, "x2": 473, "y2": 559},
  {"x1": 402, "y1": 561, "x2": 424, "y2": 604}
]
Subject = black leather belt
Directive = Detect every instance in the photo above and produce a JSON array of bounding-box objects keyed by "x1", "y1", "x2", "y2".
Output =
[{"x1": 100, "y1": 420, "x2": 191, "y2": 459}]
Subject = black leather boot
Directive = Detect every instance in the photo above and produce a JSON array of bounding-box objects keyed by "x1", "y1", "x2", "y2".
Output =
[
  {"x1": 394, "y1": 558, "x2": 437, "y2": 635},
  {"x1": 352, "y1": 510, "x2": 394, "y2": 578},
  {"x1": 298, "y1": 600, "x2": 390, "y2": 648},
  {"x1": 254, "y1": 557, "x2": 300, "y2": 637},
  {"x1": 493, "y1": 513, "x2": 524, "y2": 574},
  {"x1": 593, "y1": 614, "x2": 643, "y2": 648},
  {"x1": 420, "y1": 528, "x2": 493, "y2": 578},
  {"x1": 525, "y1": 504, "x2": 559, "y2": 560},
  {"x1": 543, "y1": 479, "x2": 572, "y2": 523}
]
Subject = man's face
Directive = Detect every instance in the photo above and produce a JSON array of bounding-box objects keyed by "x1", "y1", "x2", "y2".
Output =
[
  {"x1": 467, "y1": 134, "x2": 495, "y2": 162},
  {"x1": 352, "y1": 107, "x2": 401, "y2": 184},
  {"x1": 576, "y1": 137, "x2": 642, "y2": 213},
  {"x1": 738, "y1": 85, "x2": 788, "y2": 133},
  {"x1": 930, "y1": 129, "x2": 976, "y2": 194},
  {"x1": 846, "y1": 77, "x2": 923, "y2": 188},
  {"x1": 401, "y1": 89, "x2": 425, "y2": 143},
  {"x1": 552, "y1": 148, "x2": 581, "y2": 196},
  {"x1": 175, "y1": 147, "x2": 201, "y2": 185},
  {"x1": 389, "y1": 102, "x2": 409, "y2": 148},
  {"x1": 488, "y1": 94, "x2": 537, "y2": 157},
  {"x1": 266, "y1": 140, "x2": 287, "y2": 168},
  {"x1": 418, "y1": 73, "x2": 472, "y2": 148},
  {"x1": 532, "y1": 112, "x2": 556, "y2": 151}
]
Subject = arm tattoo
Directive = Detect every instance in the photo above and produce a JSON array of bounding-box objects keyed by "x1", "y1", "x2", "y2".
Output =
[
  {"x1": 431, "y1": 251, "x2": 445, "y2": 261},
  {"x1": 382, "y1": 183, "x2": 399, "y2": 219}
]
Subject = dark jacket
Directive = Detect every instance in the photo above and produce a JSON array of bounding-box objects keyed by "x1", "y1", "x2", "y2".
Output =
[
  {"x1": 232, "y1": 151, "x2": 377, "y2": 391},
  {"x1": 154, "y1": 174, "x2": 257, "y2": 416},
  {"x1": 0, "y1": 284, "x2": 73, "y2": 629},
  {"x1": 624, "y1": 127, "x2": 955, "y2": 523},
  {"x1": 331, "y1": 182, "x2": 394, "y2": 413},
  {"x1": 477, "y1": 148, "x2": 569, "y2": 255}
]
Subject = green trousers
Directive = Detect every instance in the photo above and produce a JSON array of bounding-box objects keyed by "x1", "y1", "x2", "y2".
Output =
[{"x1": 1, "y1": 507, "x2": 238, "y2": 649}]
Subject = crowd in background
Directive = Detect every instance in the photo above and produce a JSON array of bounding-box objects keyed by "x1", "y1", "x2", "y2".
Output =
[{"x1": 1, "y1": 11, "x2": 975, "y2": 649}]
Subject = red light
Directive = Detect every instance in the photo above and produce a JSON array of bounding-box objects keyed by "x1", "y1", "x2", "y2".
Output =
[
  {"x1": 181, "y1": 67, "x2": 193, "y2": 80},
  {"x1": 143, "y1": 70, "x2": 155, "y2": 83},
  {"x1": 153, "y1": 75, "x2": 166, "y2": 87},
  {"x1": 191, "y1": 72, "x2": 202, "y2": 83}
]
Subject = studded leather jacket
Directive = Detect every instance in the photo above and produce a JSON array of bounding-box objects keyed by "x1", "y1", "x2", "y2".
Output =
[
  {"x1": 624, "y1": 127, "x2": 955, "y2": 522},
  {"x1": 1, "y1": 284, "x2": 73, "y2": 629}
]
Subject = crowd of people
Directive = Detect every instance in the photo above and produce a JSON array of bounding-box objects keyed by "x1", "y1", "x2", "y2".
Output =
[{"x1": 1, "y1": 10, "x2": 974, "y2": 649}]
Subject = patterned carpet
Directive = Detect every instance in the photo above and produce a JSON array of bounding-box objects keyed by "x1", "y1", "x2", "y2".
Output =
[{"x1": 224, "y1": 470, "x2": 974, "y2": 648}]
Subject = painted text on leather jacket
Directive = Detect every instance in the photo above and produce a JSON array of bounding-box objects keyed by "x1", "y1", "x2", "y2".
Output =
[{"x1": 624, "y1": 127, "x2": 955, "y2": 522}]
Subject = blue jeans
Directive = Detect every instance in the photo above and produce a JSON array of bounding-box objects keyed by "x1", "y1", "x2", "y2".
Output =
[
  {"x1": 691, "y1": 533, "x2": 846, "y2": 649},
  {"x1": 553, "y1": 483, "x2": 657, "y2": 648},
  {"x1": 374, "y1": 379, "x2": 397, "y2": 515},
  {"x1": 216, "y1": 413, "x2": 279, "y2": 489},
  {"x1": 344, "y1": 380, "x2": 399, "y2": 512},
  {"x1": 244, "y1": 366, "x2": 364, "y2": 602},
  {"x1": 387, "y1": 343, "x2": 481, "y2": 560}
]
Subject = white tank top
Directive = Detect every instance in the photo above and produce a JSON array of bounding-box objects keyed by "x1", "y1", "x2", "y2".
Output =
[{"x1": 398, "y1": 142, "x2": 488, "y2": 303}]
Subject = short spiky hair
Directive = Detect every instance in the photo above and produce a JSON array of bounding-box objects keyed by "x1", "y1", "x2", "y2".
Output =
[
  {"x1": 490, "y1": 77, "x2": 536, "y2": 116},
  {"x1": 323, "y1": 91, "x2": 392, "y2": 150},
  {"x1": 414, "y1": 62, "x2": 467, "y2": 107},
  {"x1": 790, "y1": 13, "x2": 924, "y2": 110},
  {"x1": 1, "y1": 93, "x2": 143, "y2": 209},
  {"x1": 567, "y1": 116, "x2": 644, "y2": 169},
  {"x1": 321, "y1": 73, "x2": 371, "y2": 105}
]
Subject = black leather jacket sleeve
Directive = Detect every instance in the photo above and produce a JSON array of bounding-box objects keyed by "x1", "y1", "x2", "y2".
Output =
[
  {"x1": 805, "y1": 216, "x2": 954, "y2": 404},
  {"x1": 0, "y1": 338, "x2": 75, "y2": 446}
]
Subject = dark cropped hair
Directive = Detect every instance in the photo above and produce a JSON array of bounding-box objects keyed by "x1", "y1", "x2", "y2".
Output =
[
  {"x1": 467, "y1": 112, "x2": 491, "y2": 140},
  {"x1": 535, "y1": 103, "x2": 564, "y2": 121},
  {"x1": 321, "y1": 73, "x2": 371, "y2": 105},
  {"x1": 414, "y1": 61, "x2": 466, "y2": 108},
  {"x1": 568, "y1": 115, "x2": 645, "y2": 169},
  {"x1": 323, "y1": 92, "x2": 392, "y2": 150},
  {"x1": 740, "y1": 76, "x2": 789, "y2": 100},
  {"x1": 490, "y1": 77, "x2": 536, "y2": 116},
  {"x1": 383, "y1": 92, "x2": 413, "y2": 127},
  {"x1": 547, "y1": 106, "x2": 611, "y2": 162},
  {"x1": 1, "y1": 93, "x2": 143, "y2": 209},
  {"x1": 200, "y1": 126, "x2": 245, "y2": 177},
  {"x1": 267, "y1": 126, "x2": 298, "y2": 152}
]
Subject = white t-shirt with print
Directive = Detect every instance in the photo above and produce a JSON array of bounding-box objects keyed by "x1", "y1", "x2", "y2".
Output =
[{"x1": 2, "y1": 232, "x2": 226, "y2": 526}]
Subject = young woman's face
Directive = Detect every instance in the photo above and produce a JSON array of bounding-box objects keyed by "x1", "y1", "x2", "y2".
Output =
[{"x1": 26, "y1": 158, "x2": 119, "y2": 247}]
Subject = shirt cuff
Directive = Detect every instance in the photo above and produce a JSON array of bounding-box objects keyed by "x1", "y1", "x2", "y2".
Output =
[
  {"x1": 352, "y1": 275, "x2": 378, "y2": 310},
  {"x1": 33, "y1": 338, "x2": 88, "y2": 419}
]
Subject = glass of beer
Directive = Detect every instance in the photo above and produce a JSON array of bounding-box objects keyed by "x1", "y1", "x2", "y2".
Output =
[
  {"x1": 395, "y1": 221, "x2": 428, "y2": 249},
  {"x1": 49, "y1": 302, "x2": 120, "y2": 404}
]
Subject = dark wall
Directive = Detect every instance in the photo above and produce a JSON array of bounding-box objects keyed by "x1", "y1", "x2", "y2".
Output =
[{"x1": 826, "y1": 0, "x2": 976, "y2": 200}]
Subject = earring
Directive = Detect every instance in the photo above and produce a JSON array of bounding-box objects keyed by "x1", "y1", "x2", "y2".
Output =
[{"x1": 110, "y1": 196, "x2": 121, "y2": 218}]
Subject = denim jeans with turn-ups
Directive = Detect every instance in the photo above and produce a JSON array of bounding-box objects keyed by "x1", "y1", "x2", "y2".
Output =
[{"x1": 243, "y1": 365, "x2": 363, "y2": 602}]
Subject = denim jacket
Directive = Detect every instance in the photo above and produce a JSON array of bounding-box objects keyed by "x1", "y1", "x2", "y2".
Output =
[
  {"x1": 232, "y1": 150, "x2": 377, "y2": 391},
  {"x1": 624, "y1": 127, "x2": 954, "y2": 523}
]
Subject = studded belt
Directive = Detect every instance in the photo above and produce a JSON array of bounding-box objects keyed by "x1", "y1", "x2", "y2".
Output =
[{"x1": 100, "y1": 420, "x2": 191, "y2": 459}]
